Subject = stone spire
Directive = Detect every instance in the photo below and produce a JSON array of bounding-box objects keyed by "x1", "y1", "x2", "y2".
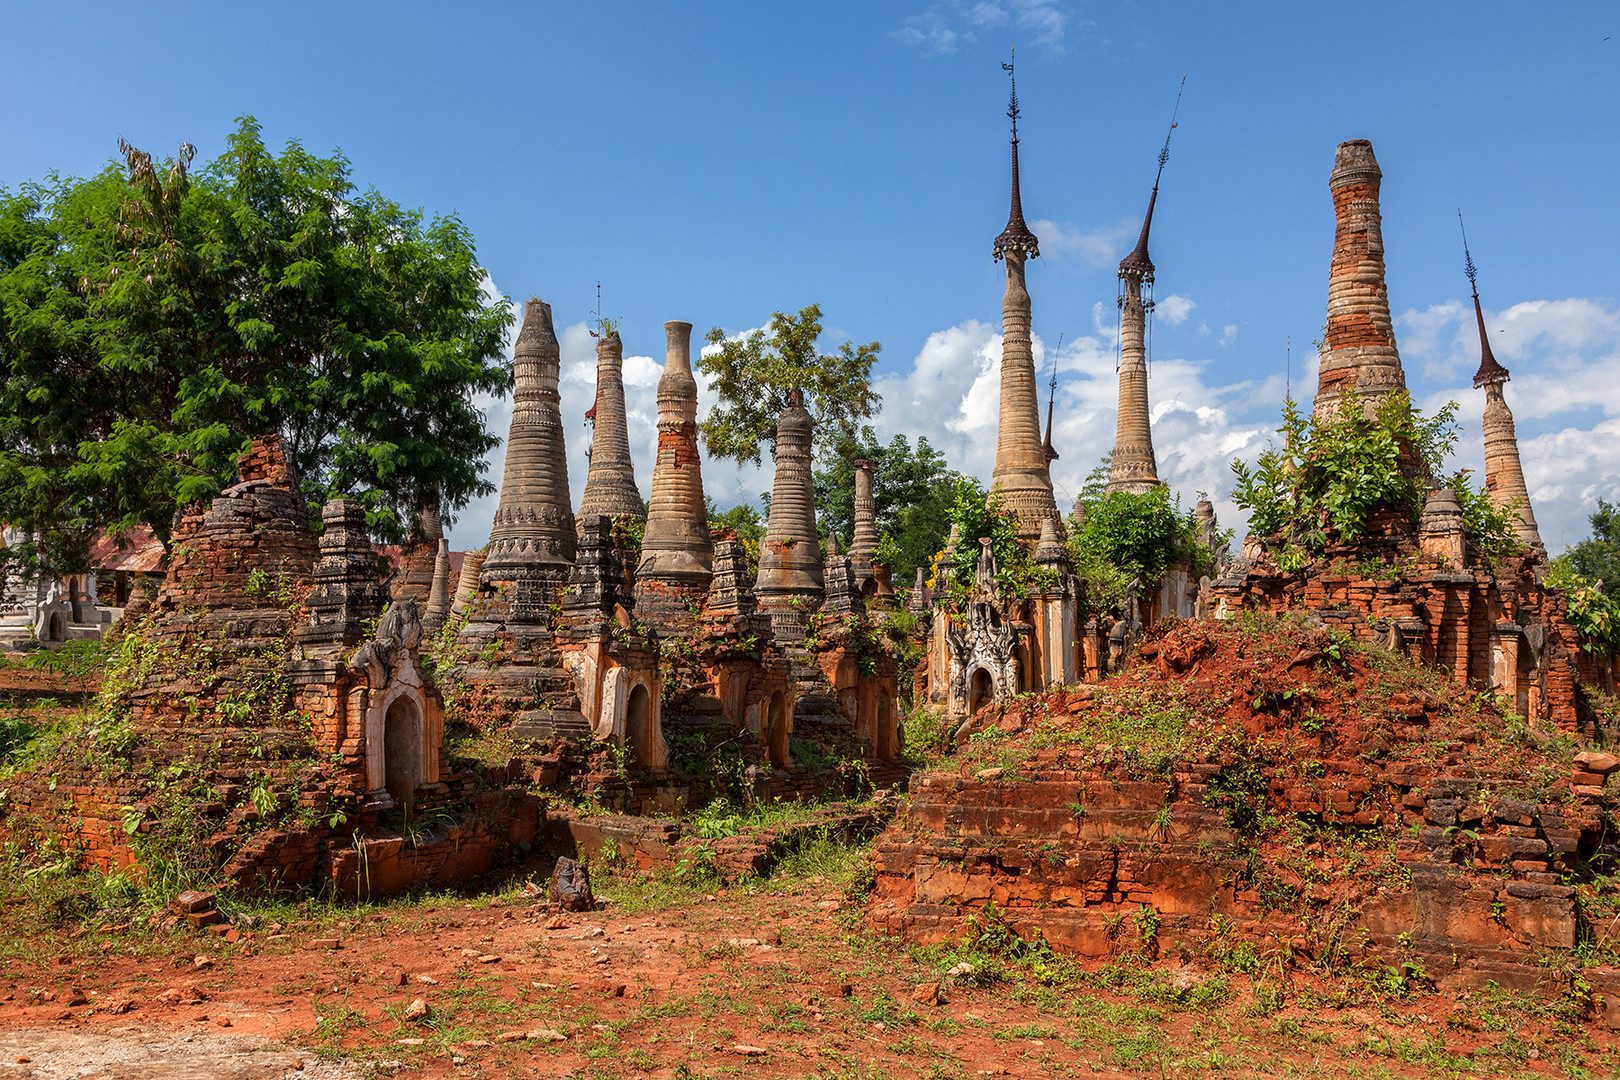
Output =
[
  {"x1": 1108, "y1": 123, "x2": 1175, "y2": 495},
  {"x1": 578, "y1": 330, "x2": 645, "y2": 523},
  {"x1": 422, "y1": 539, "x2": 452, "y2": 636},
  {"x1": 850, "y1": 458, "x2": 879, "y2": 579},
  {"x1": 1463, "y1": 233, "x2": 1544, "y2": 553},
  {"x1": 1314, "y1": 140, "x2": 1409, "y2": 419},
  {"x1": 755, "y1": 390, "x2": 824, "y2": 626},
  {"x1": 989, "y1": 54, "x2": 1059, "y2": 541},
  {"x1": 481, "y1": 298, "x2": 576, "y2": 586},
  {"x1": 637, "y1": 321, "x2": 713, "y2": 589}
]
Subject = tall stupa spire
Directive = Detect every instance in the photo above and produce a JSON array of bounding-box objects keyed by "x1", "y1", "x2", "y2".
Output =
[
  {"x1": 1460, "y1": 217, "x2": 1543, "y2": 554},
  {"x1": 1313, "y1": 140, "x2": 1409, "y2": 419},
  {"x1": 988, "y1": 50, "x2": 1059, "y2": 540},
  {"x1": 755, "y1": 390, "x2": 824, "y2": 640},
  {"x1": 577, "y1": 329, "x2": 645, "y2": 522},
  {"x1": 481, "y1": 298, "x2": 576, "y2": 584},
  {"x1": 1108, "y1": 84, "x2": 1181, "y2": 495}
]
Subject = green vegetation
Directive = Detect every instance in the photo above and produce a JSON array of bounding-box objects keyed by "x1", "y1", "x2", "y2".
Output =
[
  {"x1": 1068, "y1": 474, "x2": 1222, "y2": 615},
  {"x1": 1231, "y1": 391, "x2": 1519, "y2": 566},
  {"x1": 813, "y1": 430, "x2": 960, "y2": 583},
  {"x1": 0, "y1": 116, "x2": 512, "y2": 580},
  {"x1": 697, "y1": 303, "x2": 881, "y2": 468}
]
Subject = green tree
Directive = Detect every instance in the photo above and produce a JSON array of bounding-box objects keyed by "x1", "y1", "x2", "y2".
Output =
[
  {"x1": 705, "y1": 495, "x2": 767, "y2": 570},
  {"x1": 1067, "y1": 486, "x2": 1208, "y2": 615},
  {"x1": 698, "y1": 304, "x2": 880, "y2": 467},
  {"x1": 1561, "y1": 499, "x2": 1620, "y2": 599},
  {"x1": 812, "y1": 429, "x2": 959, "y2": 583},
  {"x1": 0, "y1": 118, "x2": 511, "y2": 577}
]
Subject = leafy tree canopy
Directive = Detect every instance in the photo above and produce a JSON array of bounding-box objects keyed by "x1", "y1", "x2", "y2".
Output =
[
  {"x1": 1067, "y1": 484, "x2": 1213, "y2": 616},
  {"x1": 705, "y1": 495, "x2": 767, "y2": 571},
  {"x1": 812, "y1": 428, "x2": 959, "y2": 584},
  {"x1": 0, "y1": 117, "x2": 512, "y2": 576},
  {"x1": 698, "y1": 304, "x2": 880, "y2": 468}
]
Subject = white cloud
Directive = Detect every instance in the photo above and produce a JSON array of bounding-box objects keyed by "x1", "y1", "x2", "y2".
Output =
[
  {"x1": 894, "y1": 0, "x2": 1069, "y2": 54},
  {"x1": 1156, "y1": 294, "x2": 1195, "y2": 326},
  {"x1": 1219, "y1": 324, "x2": 1238, "y2": 347},
  {"x1": 1028, "y1": 218, "x2": 1132, "y2": 267}
]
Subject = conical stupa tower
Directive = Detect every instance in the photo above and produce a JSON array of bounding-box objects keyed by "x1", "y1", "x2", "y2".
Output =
[
  {"x1": 755, "y1": 389, "x2": 823, "y2": 636},
  {"x1": 1464, "y1": 239, "x2": 1544, "y2": 555},
  {"x1": 578, "y1": 330, "x2": 645, "y2": 523},
  {"x1": 1107, "y1": 126, "x2": 1175, "y2": 495},
  {"x1": 480, "y1": 298, "x2": 576, "y2": 587},
  {"x1": 635, "y1": 321, "x2": 715, "y2": 628},
  {"x1": 988, "y1": 54, "x2": 1060, "y2": 541},
  {"x1": 850, "y1": 458, "x2": 879, "y2": 583},
  {"x1": 1314, "y1": 140, "x2": 1409, "y2": 420}
]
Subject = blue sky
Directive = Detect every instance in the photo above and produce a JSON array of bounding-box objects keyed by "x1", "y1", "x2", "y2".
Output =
[{"x1": 4, "y1": 2, "x2": 1616, "y2": 550}]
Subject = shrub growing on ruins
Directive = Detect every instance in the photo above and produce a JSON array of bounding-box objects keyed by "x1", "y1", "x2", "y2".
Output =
[
  {"x1": 1561, "y1": 499, "x2": 1620, "y2": 601},
  {"x1": 1230, "y1": 392, "x2": 1518, "y2": 564},
  {"x1": 939, "y1": 478, "x2": 1034, "y2": 602},
  {"x1": 0, "y1": 117, "x2": 512, "y2": 572},
  {"x1": 1066, "y1": 485, "x2": 1214, "y2": 616}
]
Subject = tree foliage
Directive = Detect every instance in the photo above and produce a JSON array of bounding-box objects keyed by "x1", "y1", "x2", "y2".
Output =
[
  {"x1": 1560, "y1": 499, "x2": 1620, "y2": 600},
  {"x1": 0, "y1": 117, "x2": 512, "y2": 575},
  {"x1": 1066, "y1": 480, "x2": 1215, "y2": 616},
  {"x1": 938, "y1": 478, "x2": 1042, "y2": 604},
  {"x1": 705, "y1": 495, "x2": 767, "y2": 570},
  {"x1": 812, "y1": 429, "x2": 959, "y2": 583},
  {"x1": 697, "y1": 304, "x2": 880, "y2": 467},
  {"x1": 1230, "y1": 392, "x2": 1519, "y2": 565}
]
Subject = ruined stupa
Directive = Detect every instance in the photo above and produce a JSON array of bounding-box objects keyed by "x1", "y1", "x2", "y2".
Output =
[
  {"x1": 850, "y1": 458, "x2": 879, "y2": 584},
  {"x1": 1106, "y1": 128, "x2": 1172, "y2": 495},
  {"x1": 634, "y1": 320, "x2": 714, "y2": 628},
  {"x1": 755, "y1": 389, "x2": 823, "y2": 639},
  {"x1": 577, "y1": 329, "x2": 645, "y2": 524},
  {"x1": 988, "y1": 56, "x2": 1060, "y2": 541},
  {"x1": 1465, "y1": 239, "x2": 1545, "y2": 554},
  {"x1": 1314, "y1": 140, "x2": 1408, "y2": 419},
  {"x1": 478, "y1": 298, "x2": 576, "y2": 600}
]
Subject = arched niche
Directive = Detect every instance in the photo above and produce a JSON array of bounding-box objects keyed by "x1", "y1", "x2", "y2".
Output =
[
  {"x1": 625, "y1": 683, "x2": 653, "y2": 767},
  {"x1": 384, "y1": 694, "x2": 424, "y2": 809},
  {"x1": 765, "y1": 690, "x2": 791, "y2": 770},
  {"x1": 968, "y1": 667, "x2": 994, "y2": 718}
]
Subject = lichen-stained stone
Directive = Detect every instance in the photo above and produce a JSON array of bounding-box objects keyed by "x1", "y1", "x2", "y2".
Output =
[{"x1": 755, "y1": 390, "x2": 823, "y2": 641}]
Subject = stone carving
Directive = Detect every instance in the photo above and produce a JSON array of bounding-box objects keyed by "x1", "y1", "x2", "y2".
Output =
[
  {"x1": 822, "y1": 535, "x2": 864, "y2": 618},
  {"x1": 299, "y1": 498, "x2": 389, "y2": 649},
  {"x1": 705, "y1": 539, "x2": 757, "y2": 618},
  {"x1": 1313, "y1": 140, "x2": 1409, "y2": 420},
  {"x1": 349, "y1": 599, "x2": 424, "y2": 692},
  {"x1": 973, "y1": 537, "x2": 998, "y2": 603},
  {"x1": 945, "y1": 597, "x2": 1021, "y2": 721},
  {"x1": 31, "y1": 579, "x2": 69, "y2": 643},
  {"x1": 1195, "y1": 499, "x2": 1230, "y2": 575},
  {"x1": 549, "y1": 856, "x2": 594, "y2": 912},
  {"x1": 578, "y1": 330, "x2": 645, "y2": 523}
]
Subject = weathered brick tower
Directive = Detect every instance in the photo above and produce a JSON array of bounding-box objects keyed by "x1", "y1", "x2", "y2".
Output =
[
  {"x1": 578, "y1": 329, "x2": 646, "y2": 523},
  {"x1": 634, "y1": 320, "x2": 715, "y2": 631},
  {"x1": 755, "y1": 389, "x2": 824, "y2": 641},
  {"x1": 1464, "y1": 235, "x2": 1545, "y2": 555},
  {"x1": 1106, "y1": 124, "x2": 1174, "y2": 496},
  {"x1": 988, "y1": 55, "x2": 1060, "y2": 540},
  {"x1": 1314, "y1": 140, "x2": 1409, "y2": 419}
]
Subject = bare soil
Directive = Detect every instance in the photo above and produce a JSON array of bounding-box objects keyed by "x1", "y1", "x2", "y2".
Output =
[{"x1": 0, "y1": 860, "x2": 1612, "y2": 1080}]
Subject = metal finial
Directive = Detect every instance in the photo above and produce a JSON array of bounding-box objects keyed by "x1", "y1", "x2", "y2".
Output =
[
  {"x1": 1458, "y1": 210, "x2": 1478, "y2": 293},
  {"x1": 1002, "y1": 48, "x2": 1019, "y2": 138},
  {"x1": 1156, "y1": 76, "x2": 1185, "y2": 181},
  {"x1": 1042, "y1": 332, "x2": 1062, "y2": 464}
]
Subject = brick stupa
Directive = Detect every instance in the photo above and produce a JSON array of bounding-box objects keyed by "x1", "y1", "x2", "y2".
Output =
[
  {"x1": 1107, "y1": 136, "x2": 1170, "y2": 495},
  {"x1": 755, "y1": 389, "x2": 823, "y2": 641},
  {"x1": 1314, "y1": 140, "x2": 1409, "y2": 419}
]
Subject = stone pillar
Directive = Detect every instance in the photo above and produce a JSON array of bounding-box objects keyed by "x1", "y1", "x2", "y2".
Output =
[
  {"x1": 755, "y1": 389, "x2": 823, "y2": 636},
  {"x1": 635, "y1": 321, "x2": 714, "y2": 624},
  {"x1": 578, "y1": 330, "x2": 645, "y2": 523},
  {"x1": 298, "y1": 498, "x2": 388, "y2": 649},
  {"x1": 1314, "y1": 140, "x2": 1408, "y2": 420},
  {"x1": 1108, "y1": 184, "x2": 1162, "y2": 495},
  {"x1": 479, "y1": 298, "x2": 576, "y2": 603}
]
